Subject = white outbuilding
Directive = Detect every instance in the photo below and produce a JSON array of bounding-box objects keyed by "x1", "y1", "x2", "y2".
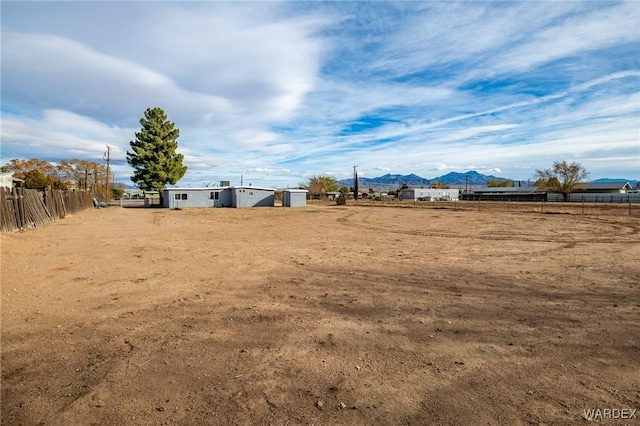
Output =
[
  {"x1": 281, "y1": 189, "x2": 308, "y2": 207},
  {"x1": 400, "y1": 188, "x2": 459, "y2": 201}
]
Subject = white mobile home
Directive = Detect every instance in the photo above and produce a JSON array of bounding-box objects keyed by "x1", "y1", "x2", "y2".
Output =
[
  {"x1": 282, "y1": 189, "x2": 308, "y2": 207},
  {"x1": 162, "y1": 186, "x2": 275, "y2": 209},
  {"x1": 400, "y1": 188, "x2": 459, "y2": 201}
]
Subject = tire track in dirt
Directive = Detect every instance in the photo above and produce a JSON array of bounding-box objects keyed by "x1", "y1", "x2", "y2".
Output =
[
  {"x1": 335, "y1": 209, "x2": 640, "y2": 245},
  {"x1": 3, "y1": 205, "x2": 638, "y2": 425}
]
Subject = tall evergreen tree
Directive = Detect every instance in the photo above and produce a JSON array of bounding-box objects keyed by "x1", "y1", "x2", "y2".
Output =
[
  {"x1": 353, "y1": 167, "x2": 359, "y2": 201},
  {"x1": 127, "y1": 107, "x2": 187, "y2": 194}
]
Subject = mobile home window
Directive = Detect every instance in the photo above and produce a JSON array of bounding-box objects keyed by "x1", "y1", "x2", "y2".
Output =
[
  {"x1": 181, "y1": 193, "x2": 188, "y2": 200},
  {"x1": 210, "y1": 192, "x2": 219, "y2": 200},
  {"x1": 174, "y1": 194, "x2": 180, "y2": 200}
]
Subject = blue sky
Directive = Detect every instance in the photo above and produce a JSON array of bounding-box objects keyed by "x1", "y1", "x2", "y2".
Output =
[{"x1": 1, "y1": 1, "x2": 639, "y2": 188}]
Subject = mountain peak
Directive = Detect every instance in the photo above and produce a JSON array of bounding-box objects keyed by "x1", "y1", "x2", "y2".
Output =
[
  {"x1": 337, "y1": 171, "x2": 493, "y2": 188},
  {"x1": 335, "y1": 171, "x2": 637, "y2": 189}
]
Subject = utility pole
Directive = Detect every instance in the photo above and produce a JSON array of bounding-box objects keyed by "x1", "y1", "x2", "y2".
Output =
[
  {"x1": 93, "y1": 164, "x2": 98, "y2": 192},
  {"x1": 104, "y1": 145, "x2": 111, "y2": 201},
  {"x1": 465, "y1": 175, "x2": 469, "y2": 200}
]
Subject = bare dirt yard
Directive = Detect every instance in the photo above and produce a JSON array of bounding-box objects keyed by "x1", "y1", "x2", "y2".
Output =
[{"x1": 2, "y1": 204, "x2": 639, "y2": 425}]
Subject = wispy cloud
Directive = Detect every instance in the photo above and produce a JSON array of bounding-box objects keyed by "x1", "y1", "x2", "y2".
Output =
[{"x1": 1, "y1": 1, "x2": 638, "y2": 187}]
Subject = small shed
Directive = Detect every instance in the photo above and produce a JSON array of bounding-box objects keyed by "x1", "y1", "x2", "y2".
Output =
[{"x1": 282, "y1": 189, "x2": 308, "y2": 207}]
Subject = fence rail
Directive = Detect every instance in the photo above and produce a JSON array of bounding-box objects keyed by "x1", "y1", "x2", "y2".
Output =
[
  {"x1": 0, "y1": 188, "x2": 94, "y2": 233},
  {"x1": 546, "y1": 193, "x2": 640, "y2": 203},
  {"x1": 343, "y1": 199, "x2": 640, "y2": 217}
]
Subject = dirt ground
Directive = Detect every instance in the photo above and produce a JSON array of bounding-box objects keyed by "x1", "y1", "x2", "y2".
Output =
[{"x1": 2, "y1": 204, "x2": 639, "y2": 425}]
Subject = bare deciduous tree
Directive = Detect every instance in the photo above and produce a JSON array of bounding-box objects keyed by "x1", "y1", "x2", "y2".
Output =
[
  {"x1": 534, "y1": 160, "x2": 589, "y2": 201},
  {"x1": 307, "y1": 175, "x2": 338, "y2": 199}
]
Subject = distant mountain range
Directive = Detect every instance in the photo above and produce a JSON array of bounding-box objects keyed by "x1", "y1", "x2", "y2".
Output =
[
  {"x1": 591, "y1": 178, "x2": 637, "y2": 183},
  {"x1": 337, "y1": 171, "x2": 638, "y2": 189},
  {"x1": 337, "y1": 171, "x2": 510, "y2": 189}
]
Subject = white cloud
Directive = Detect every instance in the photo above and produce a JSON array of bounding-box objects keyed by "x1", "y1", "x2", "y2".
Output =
[
  {"x1": 1, "y1": 1, "x2": 638, "y2": 186},
  {"x1": 571, "y1": 71, "x2": 640, "y2": 92},
  {"x1": 2, "y1": 32, "x2": 234, "y2": 125},
  {"x1": 492, "y1": 2, "x2": 640, "y2": 74},
  {"x1": 1, "y1": 109, "x2": 132, "y2": 162},
  {"x1": 438, "y1": 125, "x2": 519, "y2": 143},
  {"x1": 230, "y1": 130, "x2": 280, "y2": 147},
  {"x1": 431, "y1": 164, "x2": 450, "y2": 171},
  {"x1": 248, "y1": 167, "x2": 291, "y2": 174}
]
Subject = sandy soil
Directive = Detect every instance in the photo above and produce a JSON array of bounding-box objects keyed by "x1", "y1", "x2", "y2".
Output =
[{"x1": 2, "y1": 204, "x2": 639, "y2": 425}]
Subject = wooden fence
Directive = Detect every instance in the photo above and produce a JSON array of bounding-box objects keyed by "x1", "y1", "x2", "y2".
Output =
[{"x1": 0, "y1": 188, "x2": 94, "y2": 233}]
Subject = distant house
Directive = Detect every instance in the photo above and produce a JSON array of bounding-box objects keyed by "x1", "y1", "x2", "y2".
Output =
[
  {"x1": 369, "y1": 191, "x2": 388, "y2": 199},
  {"x1": 546, "y1": 181, "x2": 639, "y2": 202},
  {"x1": 309, "y1": 191, "x2": 341, "y2": 201},
  {"x1": 0, "y1": 172, "x2": 23, "y2": 189},
  {"x1": 400, "y1": 188, "x2": 459, "y2": 201},
  {"x1": 574, "y1": 182, "x2": 633, "y2": 193},
  {"x1": 0, "y1": 172, "x2": 14, "y2": 188},
  {"x1": 123, "y1": 190, "x2": 144, "y2": 199},
  {"x1": 161, "y1": 186, "x2": 275, "y2": 209}
]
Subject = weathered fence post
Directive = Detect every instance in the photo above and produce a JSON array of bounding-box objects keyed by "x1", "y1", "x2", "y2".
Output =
[{"x1": 16, "y1": 187, "x2": 25, "y2": 230}]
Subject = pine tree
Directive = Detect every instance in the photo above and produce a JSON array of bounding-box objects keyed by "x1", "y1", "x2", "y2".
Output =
[
  {"x1": 353, "y1": 167, "x2": 358, "y2": 201},
  {"x1": 127, "y1": 107, "x2": 187, "y2": 194}
]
